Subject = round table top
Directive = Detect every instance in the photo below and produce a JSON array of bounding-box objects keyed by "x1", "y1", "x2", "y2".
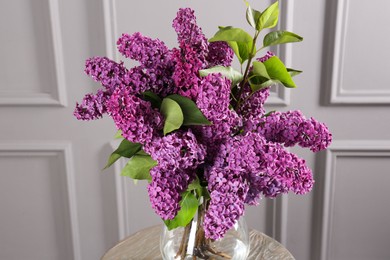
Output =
[{"x1": 102, "y1": 225, "x2": 295, "y2": 260}]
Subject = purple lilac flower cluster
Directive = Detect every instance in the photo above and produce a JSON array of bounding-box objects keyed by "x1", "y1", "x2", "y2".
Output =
[
  {"x1": 257, "y1": 51, "x2": 275, "y2": 62},
  {"x1": 145, "y1": 129, "x2": 206, "y2": 219},
  {"x1": 74, "y1": 8, "x2": 332, "y2": 240},
  {"x1": 74, "y1": 90, "x2": 110, "y2": 120},
  {"x1": 196, "y1": 74, "x2": 242, "y2": 145},
  {"x1": 107, "y1": 85, "x2": 163, "y2": 145},
  {"x1": 74, "y1": 57, "x2": 129, "y2": 120},
  {"x1": 207, "y1": 41, "x2": 234, "y2": 67},
  {"x1": 203, "y1": 131, "x2": 314, "y2": 239},
  {"x1": 117, "y1": 32, "x2": 170, "y2": 68},
  {"x1": 148, "y1": 165, "x2": 191, "y2": 220},
  {"x1": 251, "y1": 110, "x2": 332, "y2": 152}
]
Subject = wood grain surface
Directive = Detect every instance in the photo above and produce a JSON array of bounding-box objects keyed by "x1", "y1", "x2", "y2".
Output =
[{"x1": 102, "y1": 225, "x2": 295, "y2": 260}]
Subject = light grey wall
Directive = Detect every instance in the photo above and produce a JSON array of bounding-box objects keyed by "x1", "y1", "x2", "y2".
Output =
[{"x1": 1, "y1": 0, "x2": 389, "y2": 260}]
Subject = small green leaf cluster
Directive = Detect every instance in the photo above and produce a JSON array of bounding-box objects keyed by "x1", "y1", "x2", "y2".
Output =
[
  {"x1": 160, "y1": 94, "x2": 211, "y2": 135},
  {"x1": 203, "y1": 0, "x2": 302, "y2": 109},
  {"x1": 142, "y1": 92, "x2": 212, "y2": 135},
  {"x1": 104, "y1": 138, "x2": 155, "y2": 182}
]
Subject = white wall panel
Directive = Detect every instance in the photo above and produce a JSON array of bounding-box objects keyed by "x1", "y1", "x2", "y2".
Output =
[
  {"x1": 0, "y1": 143, "x2": 80, "y2": 260},
  {"x1": 315, "y1": 141, "x2": 390, "y2": 260},
  {"x1": 0, "y1": 0, "x2": 66, "y2": 106},
  {"x1": 326, "y1": 0, "x2": 390, "y2": 104}
]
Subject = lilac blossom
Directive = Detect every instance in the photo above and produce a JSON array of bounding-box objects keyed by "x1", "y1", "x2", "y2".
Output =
[
  {"x1": 148, "y1": 165, "x2": 192, "y2": 220},
  {"x1": 231, "y1": 132, "x2": 313, "y2": 202},
  {"x1": 171, "y1": 8, "x2": 209, "y2": 99},
  {"x1": 84, "y1": 57, "x2": 129, "y2": 94},
  {"x1": 203, "y1": 132, "x2": 314, "y2": 239},
  {"x1": 106, "y1": 85, "x2": 163, "y2": 145},
  {"x1": 123, "y1": 66, "x2": 152, "y2": 94},
  {"x1": 203, "y1": 137, "x2": 249, "y2": 240},
  {"x1": 204, "y1": 168, "x2": 248, "y2": 240},
  {"x1": 171, "y1": 45, "x2": 203, "y2": 99},
  {"x1": 202, "y1": 133, "x2": 255, "y2": 239},
  {"x1": 117, "y1": 33, "x2": 176, "y2": 96},
  {"x1": 196, "y1": 74, "x2": 240, "y2": 138},
  {"x1": 172, "y1": 8, "x2": 208, "y2": 63},
  {"x1": 146, "y1": 129, "x2": 205, "y2": 220},
  {"x1": 122, "y1": 65, "x2": 176, "y2": 96},
  {"x1": 257, "y1": 51, "x2": 275, "y2": 63},
  {"x1": 207, "y1": 41, "x2": 234, "y2": 67},
  {"x1": 144, "y1": 129, "x2": 206, "y2": 171},
  {"x1": 239, "y1": 86, "x2": 270, "y2": 121},
  {"x1": 253, "y1": 110, "x2": 332, "y2": 152},
  {"x1": 117, "y1": 32, "x2": 171, "y2": 69},
  {"x1": 195, "y1": 74, "x2": 242, "y2": 159},
  {"x1": 74, "y1": 90, "x2": 110, "y2": 120}
]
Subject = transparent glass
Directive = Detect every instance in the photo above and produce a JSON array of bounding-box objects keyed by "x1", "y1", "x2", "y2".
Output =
[{"x1": 160, "y1": 208, "x2": 250, "y2": 260}]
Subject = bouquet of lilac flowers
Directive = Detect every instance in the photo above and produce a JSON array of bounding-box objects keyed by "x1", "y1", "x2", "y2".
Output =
[{"x1": 74, "y1": 1, "x2": 331, "y2": 258}]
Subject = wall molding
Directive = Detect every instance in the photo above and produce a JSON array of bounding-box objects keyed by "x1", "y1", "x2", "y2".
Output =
[
  {"x1": 268, "y1": 0, "x2": 294, "y2": 106},
  {"x1": 113, "y1": 151, "x2": 132, "y2": 239},
  {"x1": 314, "y1": 140, "x2": 390, "y2": 260},
  {"x1": 327, "y1": 0, "x2": 390, "y2": 105},
  {"x1": 103, "y1": 0, "x2": 118, "y2": 61},
  {"x1": 0, "y1": 142, "x2": 81, "y2": 260},
  {"x1": 271, "y1": 195, "x2": 288, "y2": 245},
  {"x1": 48, "y1": 0, "x2": 68, "y2": 106},
  {"x1": 0, "y1": 0, "x2": 67, "y2": 106},
  {"x1": 110, "y1": 140, "x2": 133, "y2": 239}
]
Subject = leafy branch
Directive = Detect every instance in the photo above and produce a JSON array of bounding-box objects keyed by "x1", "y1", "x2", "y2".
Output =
[{"x1": 204, "y1": 0, "x2": 303, "y2": 110}]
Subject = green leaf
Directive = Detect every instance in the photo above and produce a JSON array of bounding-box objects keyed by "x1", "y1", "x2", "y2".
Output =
[
  {"x1": 136, "y1": 150, "x2": 149, "y2": 156},
  {"x1": 187, "y1": 177, "x2": 201, "y2": 191},
  {"x1": 199, "y1": 66, "x2": 243, "y2": 87},
  {"x1": 114, "y1": 130, "x2": 123, "y2": 139},
  {"x1": 164, "y1": 191, "x2": 198, "y2": 230},
  {"x1": 209, "y1": 27, "x2": 254, "y2": 63},
  {"x1": 264, "y1": 110, "x2": 276, "y2": 117},
  {"x1": 252, "y1": 61, "x2": 271, "y2": 79},
  {"x1": 104, "y1": 139, "x2": 142, "y2": 169},
  {"x1": 201, "y1": 187, "x2": 211, "y2": 201},
  {"x1": 245, "y1": 2, "x2": 262, "y2": 29},
  {"x1": 230, "y1": 41, "x2": 252, "y2": 64},
  {"x1": 166, "y1": 95, "x2": 211, "y2": 126},
  {"x1": 259, "y1": 1, "x2": 279, "y2": 30},
  {"x1": 249, "y1": 61, "x2": 276, "y2": 91},
  {"x1": 263, "y1": 30, "x2": 303, "y2": 47},
  {"x1": 142, "y1": 91, "x2": 162, "y2": 109},
  {"x1": 160, "y1": 98, "x2": 184, "y2": 135},
  {"x1": 249, "y1": 76, "x2": 279, "y2": 91},
  {"x1": 287, "y1": 68, "x2": 303, "y2": 77},
  {"x1": 121, "y1": 154, "x2": 157, "y2": 182},
  {"x1": 263, "y1": 56, "x2": 296, "y2": 88},
  {"x1": 187, "y1": 176, "x2": 202, "y2": 197}
]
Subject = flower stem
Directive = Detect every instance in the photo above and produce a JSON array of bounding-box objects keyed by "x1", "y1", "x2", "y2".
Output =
[
  {"x1": 175, "y1": 223, "x2": 192, "y2": 259},
  {"x1": 234, "y1": 30, "x2": 260, "y2": 110},
  {"x1": 176, "y1": 198, "x2": 233, "y2": 259}
]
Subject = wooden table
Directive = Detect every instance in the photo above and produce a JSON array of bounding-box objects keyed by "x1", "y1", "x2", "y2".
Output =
[{"x1": 102, "y1": 225, "x2": 295, "y2": 260}]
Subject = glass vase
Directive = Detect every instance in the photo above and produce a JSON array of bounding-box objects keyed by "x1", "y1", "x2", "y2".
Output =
[{"x1": 160, "y1": 204, "x2": 250, "y2": 260}]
